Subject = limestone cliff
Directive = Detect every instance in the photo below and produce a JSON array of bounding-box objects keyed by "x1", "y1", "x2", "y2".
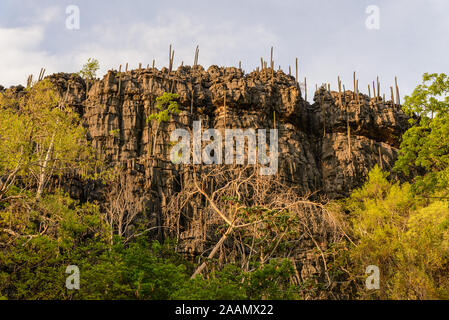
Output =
[
  {"x1": 43, "y1": 66, "x2": 408, "y2": 201},
  {"x1": 1, "y1": 66, "x2": 409, "y2": 292}
]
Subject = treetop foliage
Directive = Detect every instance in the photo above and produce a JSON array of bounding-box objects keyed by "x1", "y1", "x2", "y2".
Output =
[
  {"x1": 395, "y1": 73, "x2": 449, "y2": 194},
  {"x1": 148, "y1": 92, "x2": 181, "y2": 123},
  {"x1": 0, "y1": 79, "x2": 100, "y2": 202},
  {"x1": 78, "y1": 58, "x2": 100, "y2": 81}
]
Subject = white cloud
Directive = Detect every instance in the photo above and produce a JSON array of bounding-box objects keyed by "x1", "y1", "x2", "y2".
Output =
[
  {"x1": 0, "y1": 26, "x2": 64, "y2": 87},
  {"x1": 0, "y1": 11, "x2": 277, "y2": 87},
  {"x1": 0, "y1": 4, "x2": 64, "y2": 87},
  {"x1": 0, "y1": 26, "x2": 44, "y2": 49},
  {"x1": 78, "y1": 12, "x2": 276, "y2": 73},
  {"x1": 34, "y1": 5, "x2": 61, "y2": 24}
]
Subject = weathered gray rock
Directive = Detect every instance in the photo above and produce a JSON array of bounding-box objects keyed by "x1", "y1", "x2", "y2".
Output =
[{"x1": 45, "y1": 68, "x2": 408, "y2": 201}]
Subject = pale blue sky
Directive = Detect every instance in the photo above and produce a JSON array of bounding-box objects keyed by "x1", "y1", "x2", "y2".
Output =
[{"x1": 0, "y1": 0, "x2": 447, "y2": 100}]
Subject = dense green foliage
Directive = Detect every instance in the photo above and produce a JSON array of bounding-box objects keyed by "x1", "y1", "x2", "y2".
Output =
[
  {"x1": 335, "y1": 73, "x2": 449, "y2": 299},
  {"x1": 336, "y1": 166, "x2": 449, "y2": 299},
  {"x1": 0, "y1": 80, "x2": 100, "y2": 202},
  {"x1": 148, "y1": 92, "x2": 181, "y2": 123},
  {"x1": 395, "y1": 73, "x2": 449, "y2": 194},
  {"x1": 0, "y1": 192, "x2": 302, "y2": 300}
]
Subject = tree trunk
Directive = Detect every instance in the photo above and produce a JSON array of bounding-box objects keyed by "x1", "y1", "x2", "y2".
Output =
[{"x1": 36, "y1": 132, "x2": 55, "y2": 201}]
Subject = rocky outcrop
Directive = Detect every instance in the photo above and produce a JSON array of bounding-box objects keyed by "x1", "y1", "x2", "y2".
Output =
[
  {"x1": 3, "y1": 67, "x2": 409, "y2": 217},
  {"x1": 311, "y1": 88, "x2": 408, "y2": 197},
  {"x1": 43, "y1": 66, "x2": 407, "y2": 201},
  {"x1": 3, "y1": 65, "x2": 409, "y2": 292}
]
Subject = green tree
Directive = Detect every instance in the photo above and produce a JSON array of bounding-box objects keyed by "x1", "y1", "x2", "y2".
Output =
[
  {"x1": 336, "y1": 165, "x2": 449, "y2": 299},
  {"x1": 394, "y1": 73, "x2": 449, "y2": 194},
  {"x1": 78, "y1": 58, "x2": 100, "y2": 80},
  {"x1": 0, "y1": 80, "x2": 98, "y2": 201},
  {"x1": 147, "y1": 92, "x2": 180, "y2": 156}
]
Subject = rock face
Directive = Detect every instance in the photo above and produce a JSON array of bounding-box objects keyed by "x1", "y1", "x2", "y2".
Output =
[
  {"x1": 45, "y1": 67, "x2": 408, "y2": 202},
  {"x1": 311, "y1": 89, "x2": 408, "y2": 198},
  {"x1": 4, "y1": 66, "x2": 409, "y2": 293}
]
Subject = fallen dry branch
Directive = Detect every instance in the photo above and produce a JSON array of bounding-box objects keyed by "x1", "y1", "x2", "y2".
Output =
[{"x1": 164, "y1": 164, "x2": 347, "y2": 291}]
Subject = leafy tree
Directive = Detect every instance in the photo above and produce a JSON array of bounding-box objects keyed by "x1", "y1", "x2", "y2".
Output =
[
  {"x1": 394, "y1": 73, "x2": 449, "y2": 194},
  {"x1": 0, "y1": 80, "x2": 98, "y2": 201},
  {"x1": 147, "y1": 92, "x2": 181, "y2": 156},
  {"x1": 0, "y1": 192, "x2": 110, "y2": 299},
  {"x1": 78, "y1": 58, "x2": 100, "y2": 80},
  {"x1": 335, "y1": 165, "x2": 449, "y2": 299}
]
